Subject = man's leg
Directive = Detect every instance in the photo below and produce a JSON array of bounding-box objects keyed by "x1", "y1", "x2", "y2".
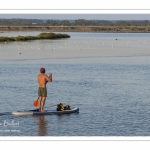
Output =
[
  {"x1": 40, "y1": 97, "x2": 46, "y2": 112},
  {"x1": 38, "y1": 96, "x2": 42, "y2": 110}
]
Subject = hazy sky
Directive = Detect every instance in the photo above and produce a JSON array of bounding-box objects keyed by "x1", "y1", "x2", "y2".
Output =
[{"x1": 0, "y1": 14, "x2": 150, "y2": 20}]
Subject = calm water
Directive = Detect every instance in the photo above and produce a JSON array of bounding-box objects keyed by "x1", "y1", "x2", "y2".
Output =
[{"x1": 0, "y1": 32, "x2": 150, "y2": 136}]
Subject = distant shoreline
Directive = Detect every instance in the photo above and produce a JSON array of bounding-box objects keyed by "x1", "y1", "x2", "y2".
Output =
[{"x1": 0, "y1": 26, "x2": 150, "y2": 33}]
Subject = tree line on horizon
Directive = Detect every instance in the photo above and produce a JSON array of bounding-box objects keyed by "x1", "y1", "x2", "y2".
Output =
[{"x1": 0, "y1": 19, "x2": 150, "y2": 26}]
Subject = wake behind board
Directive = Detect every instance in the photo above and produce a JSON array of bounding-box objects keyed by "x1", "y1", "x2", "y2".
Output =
[{"x1": 12, "y1": 107, "x2": 79, "y2": 116}]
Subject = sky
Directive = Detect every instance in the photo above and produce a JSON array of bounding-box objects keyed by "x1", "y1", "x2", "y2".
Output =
[{"x1": 0, "y1": 14, "x2": 150, "y2": 20}]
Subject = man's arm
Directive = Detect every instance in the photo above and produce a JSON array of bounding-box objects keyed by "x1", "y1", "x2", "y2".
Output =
[{"x1": 46, "y1": 73, "x2": 52, "y2": 82}]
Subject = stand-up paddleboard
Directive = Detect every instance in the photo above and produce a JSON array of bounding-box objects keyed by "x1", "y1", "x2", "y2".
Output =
[{"x1": 12, "y1": 107, "x2": 79, "y2": 116}]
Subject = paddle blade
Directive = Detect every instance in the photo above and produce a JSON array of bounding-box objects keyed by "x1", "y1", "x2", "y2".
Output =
[{"x1": 33, "y1": 99, "x2": 38, "y2": 107}]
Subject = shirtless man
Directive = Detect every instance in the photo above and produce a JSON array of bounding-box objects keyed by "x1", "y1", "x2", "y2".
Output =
[{"x1": 38, "y1": 68, "x2": 52, "y2": 112}]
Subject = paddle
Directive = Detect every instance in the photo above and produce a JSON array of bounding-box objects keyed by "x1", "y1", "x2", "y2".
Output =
[{"x1": 33, "y1": 97, "x2": 39, "y2": 107}]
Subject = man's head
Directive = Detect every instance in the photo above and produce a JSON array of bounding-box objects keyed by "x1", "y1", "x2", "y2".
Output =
[{"x1": 40, "y1": 68, "x2": 45, "y2": 73}]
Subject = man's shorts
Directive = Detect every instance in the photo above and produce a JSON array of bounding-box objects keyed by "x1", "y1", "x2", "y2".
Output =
[{"x1": 38, "y1": 87, "x2": 47, "y2": 97}]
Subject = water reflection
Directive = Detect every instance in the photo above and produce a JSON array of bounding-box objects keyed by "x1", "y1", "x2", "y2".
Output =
[
  {"x1": 37, "y1": 115, "x2": 48, "y2": 136},
  {"x1": 57, "y1": 114, "x2": 71, "y2": 117}
]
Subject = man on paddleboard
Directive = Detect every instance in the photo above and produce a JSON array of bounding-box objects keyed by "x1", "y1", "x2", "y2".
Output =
[{"x1": 38, "y1": 68, "x2": 52, "y2": 112}]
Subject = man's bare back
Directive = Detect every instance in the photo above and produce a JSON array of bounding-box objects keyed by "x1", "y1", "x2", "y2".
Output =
[{"x1": 38, "y1": 73, "x2": 52, "y2": 88}]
